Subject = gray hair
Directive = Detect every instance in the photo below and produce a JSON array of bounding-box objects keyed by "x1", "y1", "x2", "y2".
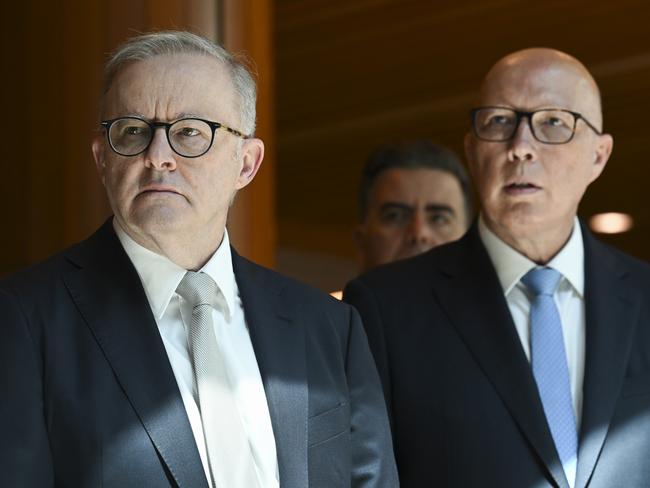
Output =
[{"x1": 102, "y1": 30, "x2": 257, "y2": 136}]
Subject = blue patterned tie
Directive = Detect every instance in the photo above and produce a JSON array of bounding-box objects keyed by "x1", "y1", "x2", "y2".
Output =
[{"x1": 522, "y1": 267, "x2": 577, "y2": 488}]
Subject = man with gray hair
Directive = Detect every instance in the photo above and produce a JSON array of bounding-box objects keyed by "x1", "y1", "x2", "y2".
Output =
[{"x1": 0, "y1": 31, "x2": 397, "y2": 488}]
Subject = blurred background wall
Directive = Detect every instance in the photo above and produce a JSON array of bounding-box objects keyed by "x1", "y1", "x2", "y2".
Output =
[{"x1": 2, "y1": 0, "x2": 649, "y2": 292}]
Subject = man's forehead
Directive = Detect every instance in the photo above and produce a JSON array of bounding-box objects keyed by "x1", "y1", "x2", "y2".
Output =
[
  {"x1": 372, "y1": 168, "x2": 462, "y2": 202},
  {"x1": 105, "y1": 54, "x2": 236, "y2": 119},
  {"x1": 477, "y1": 49, "x2": 602, "y2": 121},
  {"x1": 481, "y1": 64, "x2": 589, "y2": 106}
]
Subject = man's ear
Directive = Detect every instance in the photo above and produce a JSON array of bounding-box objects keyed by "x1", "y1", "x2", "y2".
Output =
[
  {"x1": 91, "y1": 136, "x2": 107, "y2": 186},
  {"x1": 589, "y1": 133, "x2": 613, "y2": 184},
  {"x1": 236, "y1": 138, "x2": 264, "y2": 190}
]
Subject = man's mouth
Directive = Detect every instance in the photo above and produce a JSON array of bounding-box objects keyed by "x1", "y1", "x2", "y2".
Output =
[
  {"x1": 504, "y1": 182, "x2": 541, "y2": 194},
  {"x1": 138, "y1": 185, "x2": 180, "y2": 196}
]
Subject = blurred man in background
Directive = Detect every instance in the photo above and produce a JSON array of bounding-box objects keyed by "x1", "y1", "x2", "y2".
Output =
[{"x1": 354, "y1": 140, "x2": 473, "y2": 272}]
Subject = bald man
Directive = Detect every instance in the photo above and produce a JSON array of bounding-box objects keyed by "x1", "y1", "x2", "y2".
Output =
[{"x1": 345, "y1": 48, "x2": 650, "y2": 488}]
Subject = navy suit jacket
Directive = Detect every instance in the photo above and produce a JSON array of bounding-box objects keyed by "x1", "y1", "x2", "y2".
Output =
[
  {"x1": 1, "y1": 221, "x2": 398, "y2": 487},
  {"x1": 344, "y1": 222, "x2": 650, "y2": 488}
]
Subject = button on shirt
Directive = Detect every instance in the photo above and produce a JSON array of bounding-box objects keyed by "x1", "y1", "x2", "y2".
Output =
[
  {"x1": 114, "y1": 220, "x2": 279, "y2": 488},
  {"x1": 478, "y1": 216, "x2": 585, "y2": 427}
]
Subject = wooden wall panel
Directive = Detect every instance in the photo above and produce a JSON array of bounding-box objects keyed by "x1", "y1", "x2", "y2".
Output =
[
  {"x1": 1, "y1": 6, "x2": 28, "y2": 274},
  {"x1": 224, "y1": 0, "x2": 277, "y2": 268}
]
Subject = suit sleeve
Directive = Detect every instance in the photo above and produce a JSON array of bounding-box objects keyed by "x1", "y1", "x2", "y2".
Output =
[
  {"x1": 0, "y1": 287, "x2": 54, "y2": 487},
  {"x1": 345, "y1": 303, "x2": 399, "y2": 487},
  {"x1": 344, "y1": 278, "x2": 392, "y2": 418}
]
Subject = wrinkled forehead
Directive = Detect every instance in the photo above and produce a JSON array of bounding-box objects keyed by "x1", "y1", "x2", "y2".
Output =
[
  {"x1": 478, "y1": 59, "x2": 602, "y2": 125},
  {"x1": 103, "y1": 54, "x2": 238, "y2": 120}
]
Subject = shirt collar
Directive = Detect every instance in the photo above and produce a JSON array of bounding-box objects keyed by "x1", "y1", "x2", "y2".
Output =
[
  {"x1": 113, "y1": 219, "x2": 237, "y2": 321},
  {"x1": 478, "y1": 215, "x2": 584, "y2": 297}
]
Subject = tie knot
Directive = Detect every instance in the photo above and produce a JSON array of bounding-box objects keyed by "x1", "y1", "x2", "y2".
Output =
[
  {"x1": 521, "y1": 267, "x2": 562, "y2": 297},
  {"x1": 176, "y1": 271, "x2": 220, "y2": 309}
]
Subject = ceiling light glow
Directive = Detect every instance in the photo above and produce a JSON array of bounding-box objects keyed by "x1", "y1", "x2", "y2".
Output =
[{"x1": 589, "y1": 212, "x2": 634, "y2": 234}]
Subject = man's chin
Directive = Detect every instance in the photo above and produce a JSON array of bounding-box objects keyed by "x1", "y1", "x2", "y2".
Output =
[
  {"x1": 127, "y1": 207, "x2": 189, "y2": 234},
  {"x1": 486, "y1": 204, "x2": 548, "y2": 232}
]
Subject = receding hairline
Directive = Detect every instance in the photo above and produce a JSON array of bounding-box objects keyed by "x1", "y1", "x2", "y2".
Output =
[
  {"x1": 101, "y1": 53, "x2": 240, "y2": 123},
  {"x1": 103, "y1": 51, "x2": 228, "y2": 95},
  {"x1": 99, "y1": 31, "x2": 258, "y2": 135}
]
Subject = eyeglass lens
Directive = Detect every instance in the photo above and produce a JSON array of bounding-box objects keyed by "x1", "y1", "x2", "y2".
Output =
[
  {"x1": 473, "y1": 108, "x2": 576, "y2": 143},
  {"x1": 108, "y1": 117, "x2": 213, "y2": 157}
]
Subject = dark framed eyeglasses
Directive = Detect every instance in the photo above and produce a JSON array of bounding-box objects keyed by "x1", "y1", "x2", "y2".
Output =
[
  {"x1": 100, "y1": 116, "x2": 250, "y2": 158},
  {"x1": 470, "y1": 106, "x2": 602, "y2": 144}
]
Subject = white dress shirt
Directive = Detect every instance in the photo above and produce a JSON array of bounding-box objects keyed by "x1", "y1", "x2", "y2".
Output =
[
  {"x1": 478, "y1": 216, "x2": 586, "y2": 428},
  {"x1": 114, "y1": 220, "x2": 279, "y2": 488}
]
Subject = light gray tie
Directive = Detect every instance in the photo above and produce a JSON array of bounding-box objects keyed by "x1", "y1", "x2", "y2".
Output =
[{"x1": 176, "y1": 271, "x2": 261, "y2": 488}]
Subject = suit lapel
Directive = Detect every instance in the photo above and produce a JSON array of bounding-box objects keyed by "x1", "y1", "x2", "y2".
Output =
[
  {"x1": 232, "y1": 251, "x2": 308, "y2": 488},
  {"x1": 62, "y1": 221, "x2": 208, "y2": 488},
  {"x1": 434, "y1": 226, "x2": 569, "y2": 488},
  {"x1": 575, "y1": 228, "x2": 641, "y2": 488}
]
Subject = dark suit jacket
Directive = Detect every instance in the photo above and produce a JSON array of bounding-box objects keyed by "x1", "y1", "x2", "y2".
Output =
[
  {"x1": 344, "y1": 222, "x2": 650, "y2": 488},
  {"x1": 0, "y1": 221, "x2": 398, "y2": 488}
]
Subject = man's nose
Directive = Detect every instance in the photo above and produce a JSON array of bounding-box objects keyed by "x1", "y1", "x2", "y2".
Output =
[
  {"x1": 406, "y1": 213, "x2": 436, "y2": 246},
  {"x1": 143, "y1": 128, "x2": 178, "y2": 171},
  {"x1": 507, "y1": 116, "x2": 537, "y2": 162}
]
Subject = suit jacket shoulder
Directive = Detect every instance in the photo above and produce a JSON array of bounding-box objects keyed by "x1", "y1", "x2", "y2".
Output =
[
  {"x1": 345, "y1": 222, "x2": 650, "y2": 488},
  {"x1": 232, "y1": 249, "x2": 400, "y2": 487}
]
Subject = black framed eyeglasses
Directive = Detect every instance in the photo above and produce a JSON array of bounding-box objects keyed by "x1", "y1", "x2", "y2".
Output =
[
  {"x1": 470, "y1": 106, "x2": 602, "y2": 144},
  {"x1": 100, "y1": 116, "x2": 250, "y2": 158}
]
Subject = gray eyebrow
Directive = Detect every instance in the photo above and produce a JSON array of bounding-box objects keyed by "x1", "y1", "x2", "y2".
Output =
[{"x1": 113, "y1": 112, "x2": 209, "y2": 121}]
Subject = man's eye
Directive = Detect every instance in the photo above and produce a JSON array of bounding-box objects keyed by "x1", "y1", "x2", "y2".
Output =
[
  {"x1": 177, "y1": 127, "x2": 201, "y2": 137},
  {"x1": 124, "y1": 126, "x2": 146, "y2": 135},
  {"x1": 486, "y1": 114, "x2": 514, "y2": 126},
  {"x1": 543, "y1": 117, "x2": 566, "y2": 127},
  {"x1": 429, "y1": 213, "x2": 451, "y2": 226},
  {"x1": 380, "y1": 209, "x2": 408, "y2": 224}
]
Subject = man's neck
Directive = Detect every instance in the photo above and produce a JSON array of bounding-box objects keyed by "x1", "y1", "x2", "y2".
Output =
[
  {"x1": 114, "y1": 218, "x2": 225, "y2": 271},
  {"x1": 483, "y1": 215, "x2": 575, "y2": 265}
]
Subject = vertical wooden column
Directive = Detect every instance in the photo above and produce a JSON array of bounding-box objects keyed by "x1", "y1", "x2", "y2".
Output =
[
  {"x1": 223, "y1": 0, "x2": 276, "y2": 268},
  {"x1": 61, "y1": 2, "x2": 109, "y2": 247}
]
